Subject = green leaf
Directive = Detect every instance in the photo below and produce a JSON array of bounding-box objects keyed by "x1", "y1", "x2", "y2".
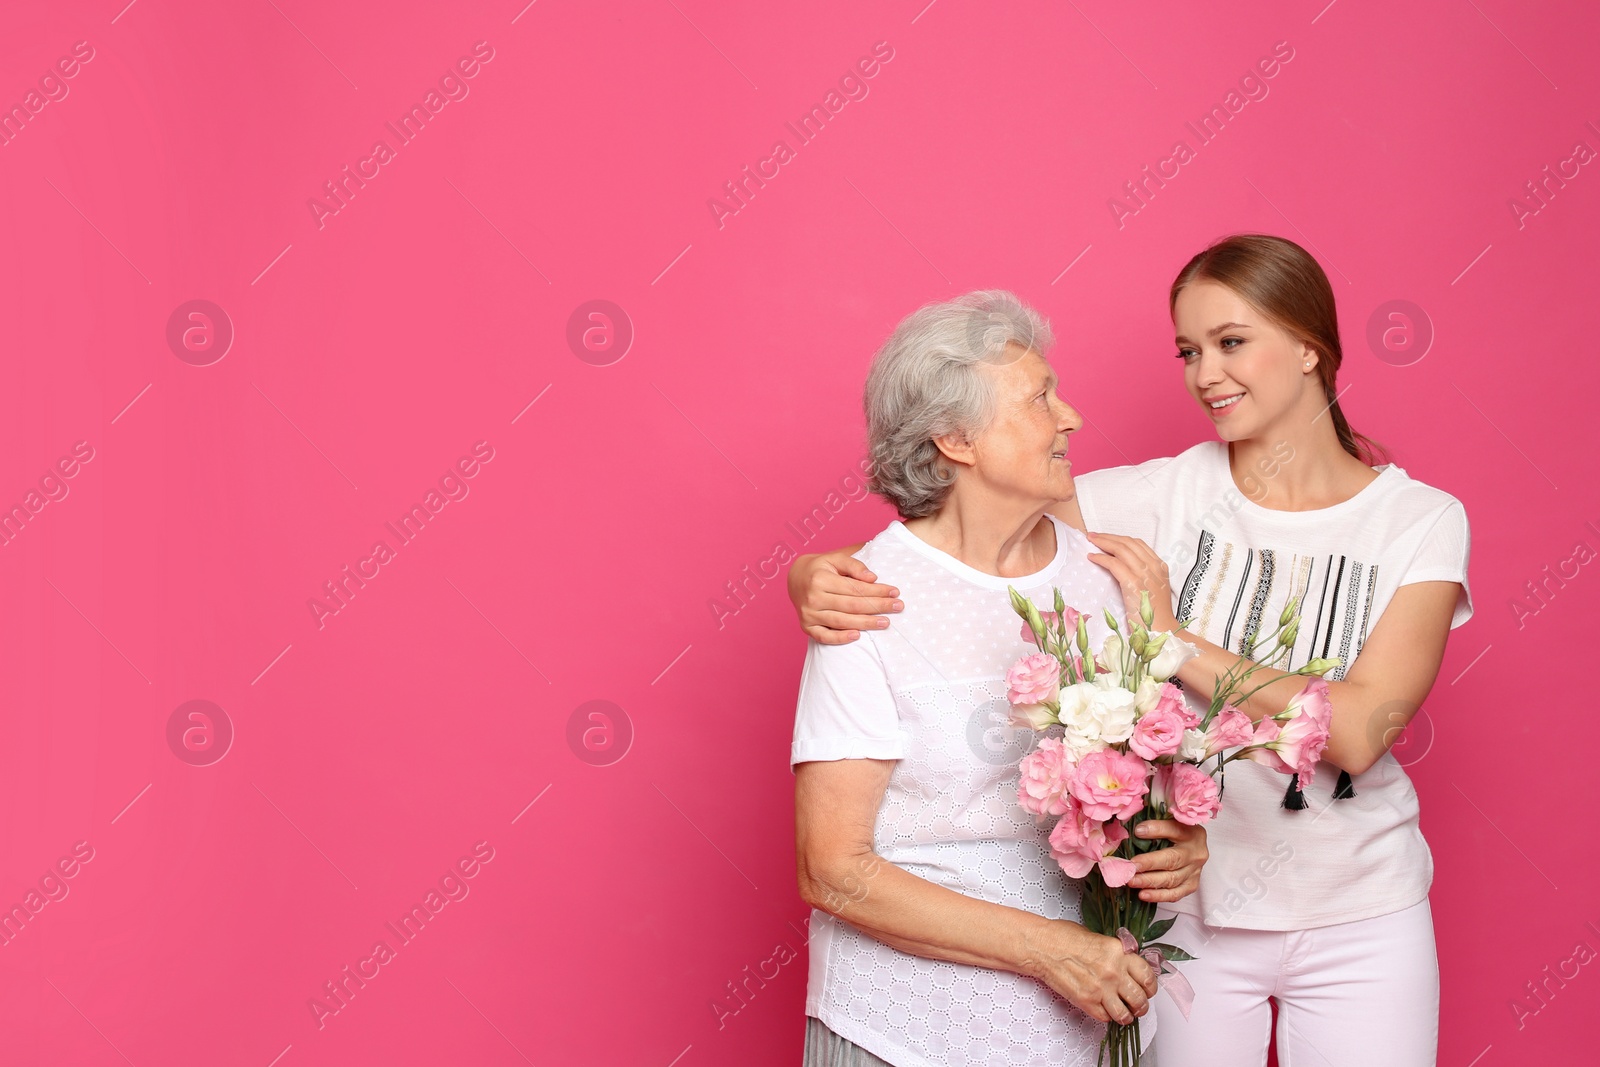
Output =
[
  {"x1": 1149, "y1": 942, "x2": 1196, "y2": 962},
  {"x1": 1142, "y1": 917, "x2": 1175, "y2": 942}
]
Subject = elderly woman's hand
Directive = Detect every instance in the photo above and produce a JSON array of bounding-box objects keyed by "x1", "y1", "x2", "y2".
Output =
[
  {"x1": 1126, "y1": 819, "x2": 1208, "y2": 903},
  {"x1": 1024, "y1": 920, "x2": 1159, "y2": 1026}
]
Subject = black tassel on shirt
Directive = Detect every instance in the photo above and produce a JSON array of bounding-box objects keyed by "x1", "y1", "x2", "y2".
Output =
[{"x1": 1281, "y1": 771, "x2": 1358, "y2": 809}]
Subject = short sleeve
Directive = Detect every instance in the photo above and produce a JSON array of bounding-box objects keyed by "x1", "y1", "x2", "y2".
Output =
[
  {"x1": 1075, "y1": 457, "x2": 1171, "y2": 543},
  {"x1": 1400, "y1": 500, "x2": 1473, "y2": 629},
  {"x1": 790, "y1": 632, "x2": 906, "y2": 769}
]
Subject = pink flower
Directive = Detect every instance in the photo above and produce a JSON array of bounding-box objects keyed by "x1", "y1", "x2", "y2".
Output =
[
  {"x1": 1020, "y1": 607, "x2": 1083, "y2": 648},
  {"x1": 1152, "y1": 682, "x2": 1200, "y2": 729},
  {"x1": 1128, "y1": 704, "x2": 1187, "y2": 760},
  {"x1": 1006, "y1": 653, "x2": 1059, "y2": 707},
  {"x1": 1047, "y1": 798, "x2": 1138, "y2": 886},
  {"x1": 1240, "y1": 680, "x2": 1333, "y2": 788},
  {"x1": 1249, "y1": 716, "x2": 1281, "y2": 745},
  {"x1": 1018, "y1": 738, "x2": 1076, "y2": 817},
  {"x1": 1241, "y1": 746, "x2": 1290, "y2": 776},
  {"x1": 1203, "y1": 705, "x2": 1256, "y2": 756},
  {"x1": 1097, "y1": 852, "x2": 1140, "y2": 888},
  {"x1": 1068, "y1": 748, "x2": 1150, "y2": 822},
  {"x1": 1153, "y1": 762, "x2": 1221, "y2": 826},
  {"x1": 1271, "y1": 679, "x2": 1334, "y2": 788},
  {"x1": 1240, "y1": 716, "x2": 1293, "y2": 773}
]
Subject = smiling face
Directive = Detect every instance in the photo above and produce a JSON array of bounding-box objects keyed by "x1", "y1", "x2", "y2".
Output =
[
  {"x1": 1173, "y1": 279, "x2": 1320, "y2": 443},
  {"x1": 962, "y1": 343, "x2": 1084, "y2": 503}
]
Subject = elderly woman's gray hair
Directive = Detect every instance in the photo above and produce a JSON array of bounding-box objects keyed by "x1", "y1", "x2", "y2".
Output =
[{"x1": 863, "y1": 290, "x2": 1055, "y2": 519}]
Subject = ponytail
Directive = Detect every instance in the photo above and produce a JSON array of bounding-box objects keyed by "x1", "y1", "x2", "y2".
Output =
[{"x1": 1327, "y1": 385, "x2": 1388, "y2": 467}]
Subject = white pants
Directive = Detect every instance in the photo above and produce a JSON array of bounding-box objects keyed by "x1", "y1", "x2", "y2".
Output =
[{"x1": 1149, "y1": 897, "x2": 1439, "y2": 1067}]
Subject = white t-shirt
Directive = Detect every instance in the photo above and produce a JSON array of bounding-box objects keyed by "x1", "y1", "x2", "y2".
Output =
[
  {"x1": 791, "y1": 513, "x2": 1142, "y2": 1067},
  {"x1": 1076, "y1": 441, "x2": 1472, "y2": 931}
]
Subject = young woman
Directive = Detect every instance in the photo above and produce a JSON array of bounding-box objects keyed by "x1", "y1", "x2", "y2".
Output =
[{"x1": 787, "y1": 234, "x2": 1471, "y2": 1066}]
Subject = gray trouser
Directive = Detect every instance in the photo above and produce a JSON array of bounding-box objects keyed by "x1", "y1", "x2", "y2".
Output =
[
  {"x1": 803, "y1": 1013, "x2": 1162, "y2": 1067},
  {"x1": 802, "y1": 1016, "x2": 895, "y2": 1067}
]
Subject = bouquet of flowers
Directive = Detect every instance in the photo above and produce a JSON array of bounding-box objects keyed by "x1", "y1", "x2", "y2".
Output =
[{"x1": 1004, "y1": 586, "x2": 1339, "y2": 1066}]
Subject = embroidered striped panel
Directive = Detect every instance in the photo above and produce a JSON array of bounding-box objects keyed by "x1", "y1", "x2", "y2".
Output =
[{"x1": 1174, "y1": 530, "x2": 1379, "y2": 679}]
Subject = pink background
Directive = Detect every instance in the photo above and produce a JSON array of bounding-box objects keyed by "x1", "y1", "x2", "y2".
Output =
[{"x1": 0, "y1": 1, "x2": 1594, "y2": 1064}]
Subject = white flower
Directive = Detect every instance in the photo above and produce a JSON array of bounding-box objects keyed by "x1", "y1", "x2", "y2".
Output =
[
  {"x1": 1008, "y1": 703, "x2": 1058, "y2": 730},
  {"x1": 1058, "y1": 682, "x2": 1101, "y2": 740},
  {"x1": 1148, "y1": 632, "x2": 1201, "y2": 682},
  {"x1": 1060, "y1": 726, "x2": 1107, "y2": 763},
  {"x1": 1089, "y1": 686, "x2": 1138, "y2": 744},
  {"x1": 1095, "y1": 634, "x2": 1125, "y2": 677},
  {"x1": 1178, "y1": 727, "x2": 1208, "y2": 762},
  {"x1": 1134, "y1": 677, "x2": 1163, "y2": 713}
]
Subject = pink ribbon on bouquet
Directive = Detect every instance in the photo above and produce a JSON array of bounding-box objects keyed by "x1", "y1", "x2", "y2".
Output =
[{"x1": 1117, "y1": 927, "x2": 1195, "y2": 1021}]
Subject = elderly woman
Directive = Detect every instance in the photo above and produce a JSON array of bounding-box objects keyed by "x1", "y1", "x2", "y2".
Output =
[{"x1": 792, "y1": 291, "x2": 1206, "y2": 1067}]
